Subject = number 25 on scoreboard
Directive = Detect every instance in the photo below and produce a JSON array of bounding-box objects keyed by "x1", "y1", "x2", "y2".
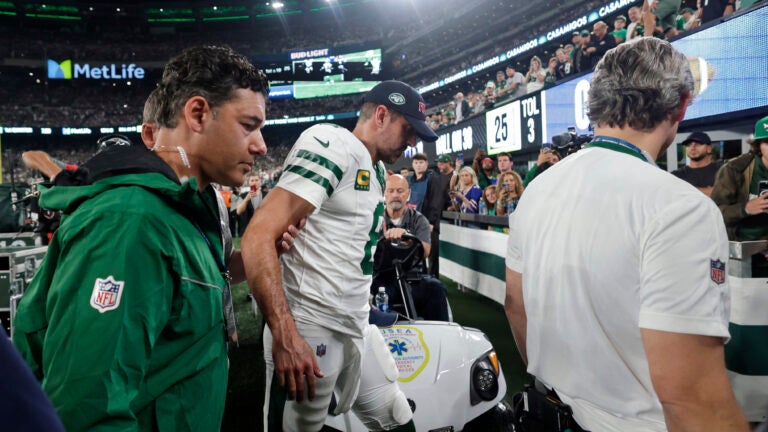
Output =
[{"x1": 485, "y1": 101, "x2": 521, "y2": 153}]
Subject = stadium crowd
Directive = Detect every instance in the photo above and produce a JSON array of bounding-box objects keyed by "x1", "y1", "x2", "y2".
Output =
[{"x1": 3, "y1": 0, "x2": 760, "y2": 131}]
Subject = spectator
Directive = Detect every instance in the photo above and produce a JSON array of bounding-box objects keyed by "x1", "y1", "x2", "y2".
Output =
[
  {"x1": 523, "y1": 147, "x2": 561, "y2": 187},
  {"x1": 626, "y1": 6, "x2": 644, "y2": 41},
  {"x1": 499, "y1": 64, "x2": 526, "y2": 101},
  {"x1": 711, "y1": 115, "x2": 768, "y2": 247},
  {"x1": 568, "y1": 31, "x2": 582, "y2": 64},
  {"x1": 483, "y1": 81, "x2": 497, "y2": 109},
  {"x1": 586, "y1": 21, "x2": 617, "y2": 69},
  {"x1": 524, "y1": 55, "x2": 546, "y2": 94},
  {"x1": 555, "y1": 48, "x2": 573, "y2": 80},
  {"x1": 236, "y1": 172, "x2": 265, "y2": 236},
  {"x1": 495, "y1": 151, "x2": 514, "y2": 177},
  {"x1": 612, "y1": 15, "x2": 628, "y2": 43},
  {"x1": 671, "y1": 131, "x2": 722, "y2": 196},
  {"x1": 449, "y1": 166, "x2": 483, "y2": 213},
  {"x1": 455, "y1": 92, "x2": 470, "y2": 122},
  {"x1": 372, "y1": 174, "x2": 449, "y2": 321},
  {"x1": 494, "y1": 70, "x2": 508, "y2": 93},
  {"x1": 574, "y1": 30, "x2": 592, "y2": 74},
  {"x1": 679, "y1": 7, "x2": 701, "y2": 31},
  {"x1": 563, "y1": 44, "x2": 575, "y2": 62},
  {"x1": 407, "y1": 152, "x2": 433, "y2": 212},
  {"x1": 422, "y1": 154, "x2": 455, "y2": 277},
  {"x1": 506, "y1": 37, "x2": 748, "y2": 432},
  {"x1": 699, "y1": 0, "x2": 735, "y2": 25},
  {"x1": 482, "y1": 184, "x2": 499, "y2": 215},
  {"x1": 643, "y1": 0, "x2": 681, "y2": 38},
  {"x1": 495, "y1": 170, "x2": 524, "y2": 215},
  {"x1": 544, "y1": 56, "x2": 559, "y2": 89},
  {"x1": 496, "y1": 171, "x2": 525, "y2": 216},
  {"x1": 473, "y1": 150, "x2": 497, "y2": 189},
  {"x1": 399, "y1": 167, "x2": 411, "y2": 178}
]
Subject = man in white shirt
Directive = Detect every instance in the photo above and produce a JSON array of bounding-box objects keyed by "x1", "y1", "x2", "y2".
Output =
[{"x1": 505, "y1": 37, "x2": 748, "y2": 431}]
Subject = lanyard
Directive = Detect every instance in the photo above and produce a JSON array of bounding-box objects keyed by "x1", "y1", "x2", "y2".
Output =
[{"x1": 584, "y1": 136, "x2": 655, "y2": 165}]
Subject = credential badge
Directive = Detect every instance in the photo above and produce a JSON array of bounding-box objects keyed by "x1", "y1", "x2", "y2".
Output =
[{"x1": 90, "y1": 275, "x2": 125, "y2": 313}]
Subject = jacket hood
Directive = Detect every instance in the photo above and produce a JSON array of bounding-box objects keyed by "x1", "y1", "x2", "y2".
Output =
[{"x1": 39, "y1": 145, "x2": 206, "y2": 216}]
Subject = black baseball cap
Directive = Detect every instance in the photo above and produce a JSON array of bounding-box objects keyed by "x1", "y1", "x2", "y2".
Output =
[
  {"x1": 363, "y1": 80, "x2": 438, "y2": 142},
  {"x1": 682, "y1": 131, "x2": 712, "y2": 146}
]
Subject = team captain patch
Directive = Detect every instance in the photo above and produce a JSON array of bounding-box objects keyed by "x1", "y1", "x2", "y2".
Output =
[
  {"x1": 355, "y1": 169, "x2": 371, "y2": 191},
  {"x1": 710, "y1": 259, "x2": 725, "y2": 285},
  {"x1": 90, "y1": 276, "x2": 125, "y2": 313}
]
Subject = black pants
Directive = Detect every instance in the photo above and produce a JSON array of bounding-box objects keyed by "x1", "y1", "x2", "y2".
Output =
[{"x1": 427, "y1": 229, "x2": 440, "y2": 277}]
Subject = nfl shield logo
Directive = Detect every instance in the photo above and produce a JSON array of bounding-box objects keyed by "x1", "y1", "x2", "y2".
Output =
[
  {"x1": 316, "y1": 344, "x2": 327, "y2": 357},
  {"x1": 90, "y1": 276, "x2": 125, "y2": 313},
  {"x1": 710, "y1": 259, "x2": 725, "y2": 285}
]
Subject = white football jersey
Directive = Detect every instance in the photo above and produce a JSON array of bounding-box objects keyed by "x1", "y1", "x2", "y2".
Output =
[{"x1": 277, "y1": 123, "x2": 385, "y2": 338}]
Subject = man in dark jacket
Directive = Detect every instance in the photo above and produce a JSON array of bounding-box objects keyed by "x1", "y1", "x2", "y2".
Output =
[
  {"x1": 421, "y1": 154, "x2": 455, "y2": 277},
  {"x1": 712, "y1": 115, "x2": 768, "y2": 242},
  {"x1": 14, "y1": 45, "x2": 276, "y2": 432}
]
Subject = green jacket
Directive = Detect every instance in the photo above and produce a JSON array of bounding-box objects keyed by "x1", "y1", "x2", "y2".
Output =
[
  {"x1": 13, "y1": 147, "x2": 228, "y2": 431},
  {"x1": 711, "y1": 152, "x2": 757, "y2": 240}
]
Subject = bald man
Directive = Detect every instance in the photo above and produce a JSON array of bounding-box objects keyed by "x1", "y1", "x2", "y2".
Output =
[{"x1": 372, "y1": 174, "x2": 449, "y2": 321}]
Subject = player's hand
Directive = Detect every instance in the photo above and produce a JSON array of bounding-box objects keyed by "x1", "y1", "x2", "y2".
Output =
[
  {"x1": 745, "y1": 195, "x2": 768, "y2": 215},
  {"x1": 272, "y1": 330, "x2": 323, "y2": 402},
  {"x1": 276, "y1": 217, "x2": 307, "y2": 255}
]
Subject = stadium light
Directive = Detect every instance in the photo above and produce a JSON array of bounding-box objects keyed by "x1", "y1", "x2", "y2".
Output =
[{"x1": 273, "y1": 2, "x2": 284, "y2": 9}]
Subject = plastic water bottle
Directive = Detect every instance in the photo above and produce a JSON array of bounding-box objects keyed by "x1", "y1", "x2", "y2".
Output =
[
  {"x1": 479, "y1": 200, "x2": 487, "y2": 215},
  {"x1": 375, "y1": 287, "x2": 389, "y2": 312}
]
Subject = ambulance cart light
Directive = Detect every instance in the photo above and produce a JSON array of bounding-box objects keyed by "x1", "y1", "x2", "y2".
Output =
[
  {"x1": 488, "y1": 350, "x2": 499, "y2": 374},
  {"x1": 474, "y1": 368, "x2": 495, "y2": 394},
  {"x1": 470, "y1": 354, "x2": 499, "y2": 403}
]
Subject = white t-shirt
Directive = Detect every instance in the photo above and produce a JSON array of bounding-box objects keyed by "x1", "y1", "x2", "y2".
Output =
[
  {"x1": 278, "y1": 123, "x2": 386, "y2": 338},
  {"x1": 506, "y1": 145, "x2": 730, "y2": 431}
]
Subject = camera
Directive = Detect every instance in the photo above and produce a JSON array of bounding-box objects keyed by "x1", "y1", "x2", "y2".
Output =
[{"x1": 551, "y1": 128, "x2": 593, "y2": 158}]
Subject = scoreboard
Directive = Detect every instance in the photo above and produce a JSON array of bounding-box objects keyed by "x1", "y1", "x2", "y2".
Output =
[
  {"x1": 253, "y1": 45, "x2": 383, "y2": 100},
  {"x1": 485, "y1": 92, "x2": 546, "y2": 155}
]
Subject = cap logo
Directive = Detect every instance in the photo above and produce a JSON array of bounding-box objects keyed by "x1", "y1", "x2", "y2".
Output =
[
  {"x1": 388, "y1": 93, "x2": 406, "y2": 105},
  {"x1": 418, "y1": 102, "x2": 426, "y2": 115}
]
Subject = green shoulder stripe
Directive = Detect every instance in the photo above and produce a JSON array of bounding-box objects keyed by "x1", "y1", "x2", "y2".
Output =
[
  {"x1": 284, "y1": 164, "x2": 335, "y2": 197},
  {"x1": 295, "y1": 149, "x2": 344, "y2": 182}
]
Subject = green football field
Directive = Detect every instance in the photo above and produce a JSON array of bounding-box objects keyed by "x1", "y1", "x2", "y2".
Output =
[{"x1": 221, "y1": 273, "x2": 529, "y2": 430}]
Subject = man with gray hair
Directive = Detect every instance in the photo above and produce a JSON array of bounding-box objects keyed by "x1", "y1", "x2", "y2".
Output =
[
  {"x1": 505, "y1": 38, "x2": 748, "y2": 431},
  {"x1": 454, "y1": 92, "x2": 470, "y2": 122}
]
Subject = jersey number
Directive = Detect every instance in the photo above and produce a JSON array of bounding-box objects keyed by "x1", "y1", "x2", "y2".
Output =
[{"x1": 361, "y1": 202, "x2": 385, "y2": 275}]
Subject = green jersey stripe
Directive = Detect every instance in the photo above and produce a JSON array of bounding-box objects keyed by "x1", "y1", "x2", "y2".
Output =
[
  {"x1": 284, "y1": 164, "x2": 335, "y2": 197},
  {"x1": 296, "y1": 149, "x2": 344, "y2": 182}
]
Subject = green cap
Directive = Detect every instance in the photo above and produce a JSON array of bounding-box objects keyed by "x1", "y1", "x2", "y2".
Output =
[
  {"x1": 437, "y1": 154, "x2": 452, "y2": 163},
  {"x1": 755, "y1": 115, "x2": 768, "y2": 140}
]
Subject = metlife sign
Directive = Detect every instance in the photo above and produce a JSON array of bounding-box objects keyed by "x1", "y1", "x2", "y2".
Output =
[{"x1": 47, "y1": 59, "x2": 146, "y2": 80}]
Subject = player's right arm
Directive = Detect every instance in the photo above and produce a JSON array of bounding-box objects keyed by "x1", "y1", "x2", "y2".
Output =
[
  {"x1": 242, "y1": 125, "x2": 347, "y2": 402},
  {"x1": 241, "y1": 188, "x2": 322, "y2": 402}
]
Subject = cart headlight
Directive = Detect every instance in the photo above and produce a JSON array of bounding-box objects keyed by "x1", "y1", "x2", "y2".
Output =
[{"x1": 470, "y1": 350, "x2": 500, "y2": 405}]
